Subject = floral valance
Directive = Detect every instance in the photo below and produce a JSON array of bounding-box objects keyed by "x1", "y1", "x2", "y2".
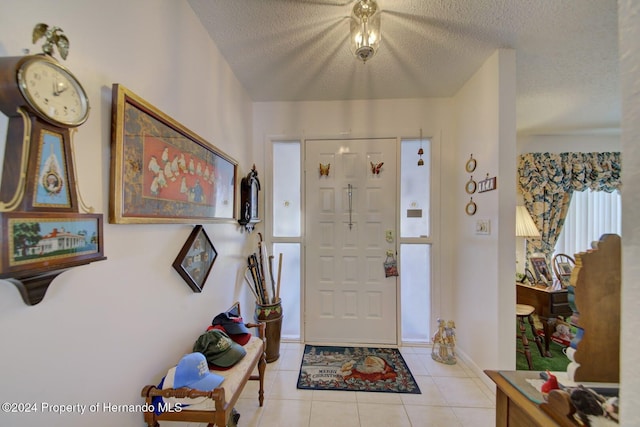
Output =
[
  {"x1": 517, "y1": 151, "x2": 621, "y2": 261},
  {"x1": 518, "y1": 152, "x2": 621, "y2": 195}
]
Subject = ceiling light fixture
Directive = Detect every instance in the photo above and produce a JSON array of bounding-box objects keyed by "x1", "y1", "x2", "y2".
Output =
[{"x1": 350, "y1": 0, "x2": 381, "y2": 63}]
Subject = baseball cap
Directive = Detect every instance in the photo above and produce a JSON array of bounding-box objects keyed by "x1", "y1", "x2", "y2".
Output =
[
  {"x1": 193, "y1": 329, "x2": 246, "y2": 368},
  {"x1": 163, "y1": 352, "x2": 224, "y2": 391},
  {"x1": 212, "y1": 312, "x2": 250, "y2": 335},
  {"x1": 207, "y1": 324, "x2": 251, "y2": 346}
]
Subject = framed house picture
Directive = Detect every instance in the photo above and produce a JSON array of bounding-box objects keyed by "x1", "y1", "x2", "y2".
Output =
[{"x1": 0, "y1": 212, "x2": 105, "y2": 276}]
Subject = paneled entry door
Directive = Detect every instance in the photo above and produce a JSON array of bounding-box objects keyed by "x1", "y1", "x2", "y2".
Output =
[{"x1": 304, "y1": 139, "x2": 397, "y2": 345}]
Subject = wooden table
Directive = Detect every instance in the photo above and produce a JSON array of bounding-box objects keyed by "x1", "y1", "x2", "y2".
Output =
[
  {"x1": 516, "y1": 283, "x2": 573, "y2": 357},
  {"x1": 485, "y1": 370, "x2": 579, "y2": 427}
]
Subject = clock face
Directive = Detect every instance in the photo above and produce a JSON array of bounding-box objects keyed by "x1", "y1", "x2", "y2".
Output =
[{"x1": 17, "y1": 56, "x2": 89, "y2": 127}]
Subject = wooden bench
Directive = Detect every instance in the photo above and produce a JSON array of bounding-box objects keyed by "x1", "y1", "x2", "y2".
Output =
[{"x1": 140, "y1": 302, "x2": 266, "y2": 427}]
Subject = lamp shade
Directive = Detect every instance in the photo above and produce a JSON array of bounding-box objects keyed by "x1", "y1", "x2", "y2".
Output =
[
  {"x1": 350, "y1": 0, "x2": 381, "y2": 62},
  {"x1": 516, "y1": 205, "x2": 540, "y2": 237}
]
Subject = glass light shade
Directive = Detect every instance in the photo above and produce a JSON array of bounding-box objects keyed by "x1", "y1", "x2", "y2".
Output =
[
  {"x1": 516, "y1": 205, "x2": 540, "y2": 237},
  {"x1": 350, "y1": 0, "x2": 381, "y2": 62}
]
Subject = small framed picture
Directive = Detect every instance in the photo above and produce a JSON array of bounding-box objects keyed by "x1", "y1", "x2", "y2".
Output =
[
  {"x1": 525, "y1": 268, "x2": 536, "y2": 285},
  {"x1": 558, "y1": 262, "x2": 573, "y2": 276},
  {"x1": 465, "y1": 198, "x2": 477, "y2": 216},
  {"x1": 173, "y1": 225, "x2": 218, "y2": 292},
  {"x1": 465, "y1": 155, "x2": 477, "y2": 173},
  {"x1": 529, "y1": 256, "x2": 552, "y2": 285},
  {"x1": 465, "y1": 177, "x2": 477, "y2": 194}
]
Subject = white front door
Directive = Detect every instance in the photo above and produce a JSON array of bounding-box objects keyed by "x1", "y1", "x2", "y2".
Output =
[{"x1": 304, "y1": 139, "x2": 397, "y2": 345}]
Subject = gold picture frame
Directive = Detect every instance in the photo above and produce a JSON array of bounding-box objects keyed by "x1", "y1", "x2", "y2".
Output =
[{"x1": 109, "y1": 84, "x2": 238, "y2": 224}]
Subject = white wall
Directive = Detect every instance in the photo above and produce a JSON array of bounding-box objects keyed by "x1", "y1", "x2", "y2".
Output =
[
  {"x1": 1, "y1": 0, "x2": 634, "y2": 424},
  {"x1": 0, "y1": 1, "x2": 255, "y2": 426},
  {"x1": 619, "y1": 0, "x2": 640, "y2": 424},
  {"x1": 450, "y1": 50, "x2": 517, "y2": 376}
]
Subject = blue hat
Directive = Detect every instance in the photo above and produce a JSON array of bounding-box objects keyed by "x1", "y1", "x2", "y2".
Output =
[
  {"x1": 165, "y1": 352, "x2": 224, "y2": 390},
  {"x1": 212, "y1": 312, "x2": 250, "y2": 335}
]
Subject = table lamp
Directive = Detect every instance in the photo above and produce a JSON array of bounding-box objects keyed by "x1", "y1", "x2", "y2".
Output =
[{"x1": 516, "y1": 205, "x2": 540, "y2": 275}]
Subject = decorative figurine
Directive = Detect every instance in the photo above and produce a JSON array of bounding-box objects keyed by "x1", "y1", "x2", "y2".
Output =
[
  {"x1": 431, "y1": 318, "x2": 457, "y2": 364},
  {"x1": 32, "y1": 23, "x2": 69, "y2": 59},
  {"x1": 541, "y1": 370, "x2": 559, "y2": 397},
  {"x1": 370, "y1": 161, "x2": 383, "y2": 175},
  {"x1": 319, "y1": 163, "x2": 330, "y2": 177}
]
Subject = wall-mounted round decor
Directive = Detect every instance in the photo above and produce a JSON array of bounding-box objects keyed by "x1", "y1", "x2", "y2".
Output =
[
  {"x1": 465, "y1": 155, "x2": 477, "y2": 173},
  {"x1": 465, "y1": 198, "x2": 477, "y2": 216},
  {"x1": 465, "y1": 176, "x2": 477, "y2": 194}
]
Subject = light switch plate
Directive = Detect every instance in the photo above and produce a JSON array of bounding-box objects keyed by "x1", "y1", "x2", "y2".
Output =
[{"x1": 476, "y1": 219, "x2": 491, "y2": 235}]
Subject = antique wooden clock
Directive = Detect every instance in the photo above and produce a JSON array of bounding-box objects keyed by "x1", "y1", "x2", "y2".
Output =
[{"x1": 0, "y1": 24, "x2": 105, "y2": 305}]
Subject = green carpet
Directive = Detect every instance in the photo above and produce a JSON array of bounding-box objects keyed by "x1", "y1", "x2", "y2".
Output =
[{"x1": 516, "y1": 324, "x2": 570, "y2": 372}]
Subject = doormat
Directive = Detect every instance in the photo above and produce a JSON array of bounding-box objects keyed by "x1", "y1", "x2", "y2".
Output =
[{"x1": 297, "y1": 345, "x2": 421, "y2": 394}]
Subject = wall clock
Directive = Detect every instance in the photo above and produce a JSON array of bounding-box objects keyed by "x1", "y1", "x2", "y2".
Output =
[
  {"x1": 17, "y1": 55, "x2": 90, "y2": 127},
  {"x1": 0, "y1": 24, "x2": 105, "y2": 305},
  {"x1": 238, "y1": 164, "x2": 261, "y2": 232}
]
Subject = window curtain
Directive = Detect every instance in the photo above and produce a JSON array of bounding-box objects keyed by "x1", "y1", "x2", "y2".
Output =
[
  {"x1": 517, "y1": 152, "x2": 621, "y2": 263},
  {"x1": 554, "y1": 189, "x2": 621, "y2": 259}
]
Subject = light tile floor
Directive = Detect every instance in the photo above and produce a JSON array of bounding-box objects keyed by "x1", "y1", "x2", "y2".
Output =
[{"x1": 234, "y1": 343, "x2": 496, "y2": 427}]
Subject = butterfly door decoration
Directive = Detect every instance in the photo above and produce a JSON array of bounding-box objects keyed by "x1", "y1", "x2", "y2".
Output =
[
  {"x1": 319, "y1": 163, "x2": 330, "y2": 177},
  {"x1": 370, "y1": 162, "x2": 383, "y2": 175}
]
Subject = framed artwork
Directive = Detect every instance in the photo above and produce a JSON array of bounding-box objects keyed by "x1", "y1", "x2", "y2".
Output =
[
  {"x1": 525, "y1": 268, "x2": 536, "y2": 285},
  {"x1": 33, "y1": 130, "x2": 71, "y2": 208},
  {"x1": 465, "y1": 176, "x2": 477, "y2": 194},
  {"x1": 0, "y1": 212, "x2": 105, "y2": 276},
  {"x1": 465, "y1": 154, "x2": 476, "y2": 173},
  {"x1": 529, "y1": 256, "x2": 552, "y2": 285},
  {"x1": 465, "y1": 198, "x2": 477, "y2": 215},
  {"x1": 172, "y1": 225, "x2": 218, "y2": 292},
  {"x1": 109, "y1": 84, "x2": 238, "y2": 224},
  {"x1": 558, "y1": 262, "x2": 573, "y2": 276}
]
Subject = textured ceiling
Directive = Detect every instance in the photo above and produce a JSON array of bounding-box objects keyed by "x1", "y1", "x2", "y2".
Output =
[{"x1": 187, "y1": 0, "x2": 620, "y2": 136}]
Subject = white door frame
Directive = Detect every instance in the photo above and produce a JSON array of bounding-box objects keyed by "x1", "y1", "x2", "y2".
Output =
[{"x1": 265, "y1": 133, "x2": 441, "y2": 346}]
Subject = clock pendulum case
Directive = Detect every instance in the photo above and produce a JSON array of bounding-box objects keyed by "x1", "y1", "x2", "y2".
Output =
[{"x1": 0, "y1": 24, "x2": 106, "y2": 305}]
